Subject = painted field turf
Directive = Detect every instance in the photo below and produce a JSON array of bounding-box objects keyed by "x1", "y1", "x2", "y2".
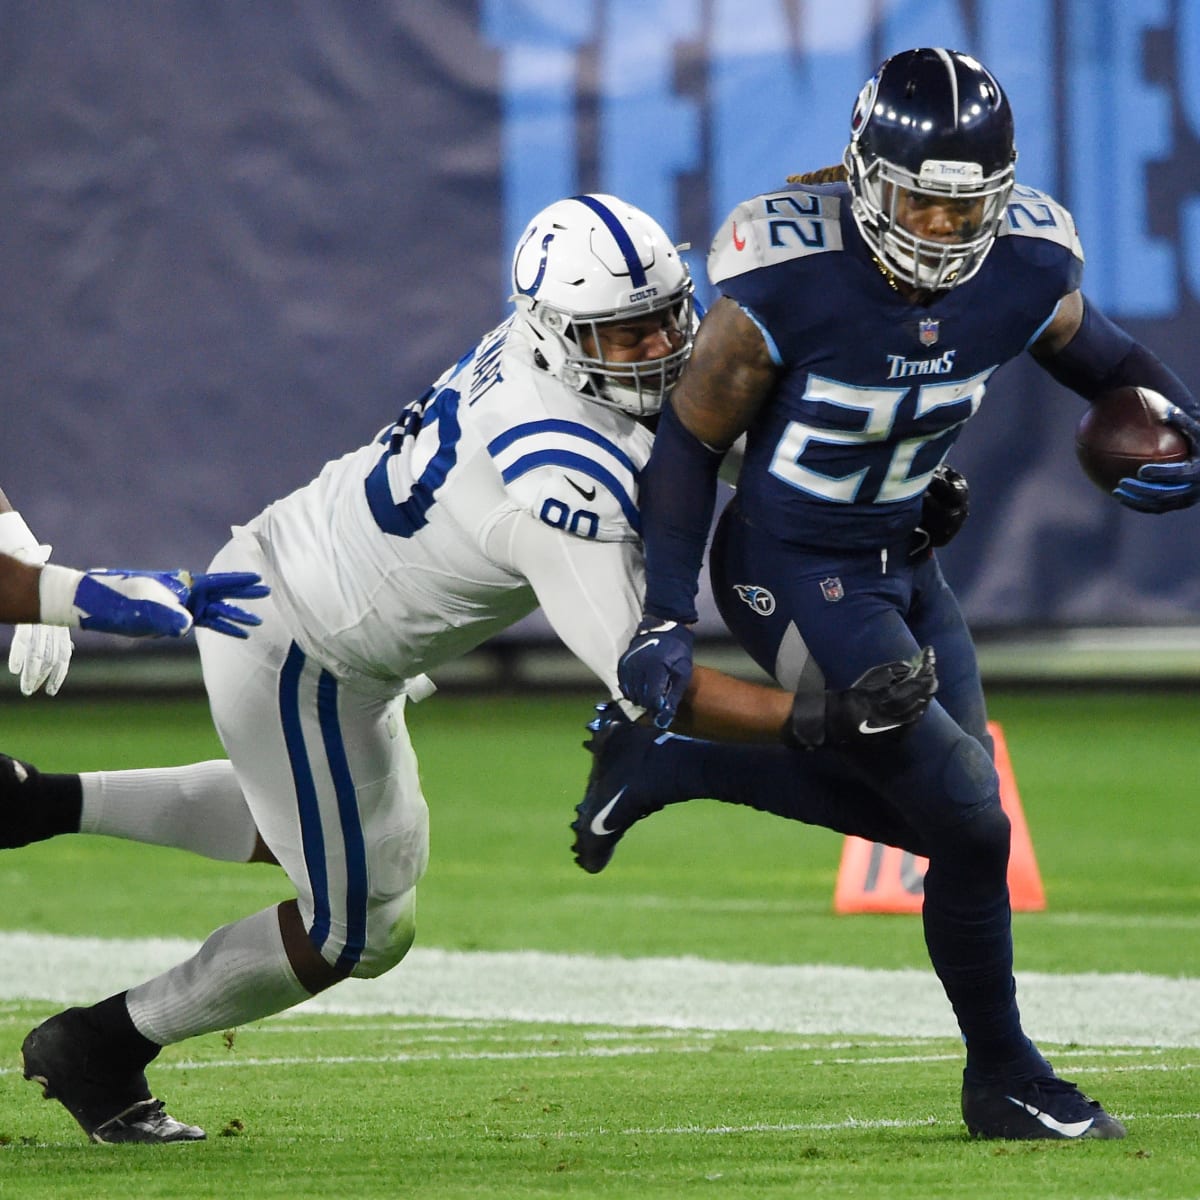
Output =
[{"x1": 0, "y1": 688, "x2": 1195, "y2": 1198}]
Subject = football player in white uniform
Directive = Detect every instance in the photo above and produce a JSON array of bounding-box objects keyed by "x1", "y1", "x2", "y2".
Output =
[{"x1": 10, "y1": 195, "x2": 935, "y2": 1145}]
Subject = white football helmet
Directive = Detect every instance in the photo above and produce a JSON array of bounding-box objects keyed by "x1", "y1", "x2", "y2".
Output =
[{"x1": 510, "y1": 194, "x2": 695, "y2": 416}]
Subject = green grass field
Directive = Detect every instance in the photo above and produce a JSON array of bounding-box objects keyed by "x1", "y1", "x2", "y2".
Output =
[{"x1": 0, "y1": 688, "x2": 1196, "y2": 1198}]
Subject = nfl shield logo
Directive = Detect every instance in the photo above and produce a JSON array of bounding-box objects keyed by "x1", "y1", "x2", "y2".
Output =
[
  {"x1": 819, "y1": 577, "x2": 844, "y2": 602},
  {"x1": 918, "y1": 317, "x2": 940, "y2": 346}
]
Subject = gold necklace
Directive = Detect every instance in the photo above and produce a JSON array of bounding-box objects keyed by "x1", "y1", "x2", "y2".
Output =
[{"x1": 872, "y1": 255, "x2": 902, "y2": 293}]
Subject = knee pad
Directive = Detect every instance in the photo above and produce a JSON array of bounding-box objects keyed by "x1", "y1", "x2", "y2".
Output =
[
  {"x1": 941, "y1": 733, "x2": 1000, "y2": 806},
  {"x1": 350, "y1": 888, "x2": 418, "y2": 980},
  {"x1": 920, "y1": 734, "x2": 1008, "y2": 872}
]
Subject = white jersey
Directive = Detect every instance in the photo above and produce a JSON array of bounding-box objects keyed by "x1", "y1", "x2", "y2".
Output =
[{"x1": 239, "y1": 317, "x2": 652, "y2": 697}]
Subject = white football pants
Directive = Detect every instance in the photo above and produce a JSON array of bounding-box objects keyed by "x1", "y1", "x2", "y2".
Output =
[{"x1": 196, "y1": 538, "x2": 429, "y2": 979}]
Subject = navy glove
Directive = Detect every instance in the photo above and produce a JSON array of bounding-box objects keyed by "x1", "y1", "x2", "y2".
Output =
[
  {"x1": 181, "y1": 571, "x2": 270, "y2": 638},
  {"x1": 617, "y1": 616, "x2": 694, "y2": 729},
  {"x1": 1113, "y1": 405, "x2": 1200, "y2": 513}
]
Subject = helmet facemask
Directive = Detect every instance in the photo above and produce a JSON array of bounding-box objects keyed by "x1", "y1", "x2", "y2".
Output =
[
  {"x1": 532, "y1": 284, "x2": 695, "y2": 417},
  {"x1": 846, "y1": 146, "x2": 1014, "y2": 291}
]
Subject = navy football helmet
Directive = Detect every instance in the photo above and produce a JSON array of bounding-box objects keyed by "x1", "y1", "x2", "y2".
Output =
[{"x1": 843, "y1": 48, "x2": 1016, "y2": 291}]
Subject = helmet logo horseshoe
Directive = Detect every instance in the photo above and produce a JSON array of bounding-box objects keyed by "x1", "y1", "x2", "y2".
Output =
[{"x1": 514, "y1": 230, "x2": 555, "y2": 296}]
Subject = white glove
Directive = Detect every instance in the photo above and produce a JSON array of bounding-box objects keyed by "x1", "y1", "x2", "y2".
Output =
[{"x1": 0, "y1": 511, "x2": 73, "y2": 697}]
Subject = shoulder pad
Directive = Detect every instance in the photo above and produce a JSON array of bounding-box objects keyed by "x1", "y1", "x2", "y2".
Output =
[
  {"x1": 709, "y1": 189, "x2": 844, "y2": 285},
  {"x1": 999, "y1": 185, "x2": 1084, "y2": 261},
  {"x1": 487, "y1": 416, "x2": 649, "y2": 543}
]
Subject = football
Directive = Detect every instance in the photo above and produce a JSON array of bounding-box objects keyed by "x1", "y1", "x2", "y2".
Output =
[{"x1": 1074, "y1": 386, "x2": 1188, "y2": 493}]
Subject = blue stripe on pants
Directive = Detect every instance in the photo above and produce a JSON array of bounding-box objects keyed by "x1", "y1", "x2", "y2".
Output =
[
  {"x1": 317, "y1": 669, "x2": 368, "y2": 971},
  {"x1": 278, "y1": 642, "x2": 333, "y2": 953}
]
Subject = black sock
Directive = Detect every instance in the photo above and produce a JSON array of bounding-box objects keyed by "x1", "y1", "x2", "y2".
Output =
[
  {"x1": 0, "y1": 757, "x2": 82, "y2": 848},
  {"x1": 79, "y1": 992, "x2": 162, "y2": 1072}
]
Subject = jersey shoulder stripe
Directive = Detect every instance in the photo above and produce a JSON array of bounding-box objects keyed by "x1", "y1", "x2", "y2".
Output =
[
  {"x1": 709, "y1": 187, "x2": 844, "y2": 285},
  {"x1": 487, "y1": 417, "x2": 646, "y2": 540},
  {"x1": 487, "y1": 417, "x2": 639, "y2": 476}
]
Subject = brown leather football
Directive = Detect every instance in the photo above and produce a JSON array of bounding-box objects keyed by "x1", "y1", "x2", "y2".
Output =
[{"x1": 1074, "y1": 386, "x2": 1188, "y2": 492}]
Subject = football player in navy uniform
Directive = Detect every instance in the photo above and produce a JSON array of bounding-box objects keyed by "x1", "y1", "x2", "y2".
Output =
[
  {"x1": 3, "y1": 195, "x2": 936, "y2": 1145},
  {"x1": 607, "y1": 48, "x2": 1200, "y2": 1140}
]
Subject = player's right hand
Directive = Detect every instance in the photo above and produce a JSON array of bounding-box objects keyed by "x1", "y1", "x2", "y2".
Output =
[
  {"x1": 825, "y1": 646, "x2": 938, "y2": 746},
  {"x1": 39, "y1": 566, "x2": 269, "y2": 640},
  {"x1": 180, "y1": 571, "x2": 270, "y2": 638},
  {"x1": 784, "y1": 647, "x2": 938, "y2": 748},
  {"x1": 617, "y1": 616, "x2": 694, "y2": 729}
]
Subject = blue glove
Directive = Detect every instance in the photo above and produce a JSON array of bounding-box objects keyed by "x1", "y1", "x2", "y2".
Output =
[
  {"x1": 181, "y1": 571, "x2": 270, "y2": 638},
  {"x1": 617, "y1": 617, "x2": 694, "y2": 729},
  {"x1": 64, "y1": 569, "x2": 268, "y2": 639},
  {"x1": 1113, "y1": 405, "x2": 1200, "y2": 513}
]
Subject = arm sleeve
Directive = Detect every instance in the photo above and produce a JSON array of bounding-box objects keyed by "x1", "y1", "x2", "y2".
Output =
[
  {"x1": 484, "y1": 506, "x2": 644, "y2": 698},
  {"x1": 640, "y1": 401, "x2": 724, "y2": 623},
  {"x1": 1039, "y1": 294, "x2": 1200, "y2": 419}
]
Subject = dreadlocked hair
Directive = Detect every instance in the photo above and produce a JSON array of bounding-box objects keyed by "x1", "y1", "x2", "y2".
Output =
[{"x1": 786, "y1": 164, "x2": 848, "y2": 185}]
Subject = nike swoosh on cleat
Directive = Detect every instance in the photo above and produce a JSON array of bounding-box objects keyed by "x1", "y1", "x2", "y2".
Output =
[
  {"x1": 858, "y1": 719, "x2": 903, "y2": 735},
  {"x1": 590, "y1": 787, "x2": 628, "y2": 836},
  {"x1": 565, "y1": 476, "x2": 597, "y2": 502},
  {"x1": 1005, "y1": 1096, "x2": 1095, "y2": 1138}
]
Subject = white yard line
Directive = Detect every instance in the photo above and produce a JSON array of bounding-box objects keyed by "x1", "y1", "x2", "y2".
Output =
[{"x1": 1, "y1": 932, "x2": 1196, "y2": 1047}]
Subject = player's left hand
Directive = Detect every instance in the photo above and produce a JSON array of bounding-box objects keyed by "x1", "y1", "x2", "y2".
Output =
[
  {"x1": 1113, "y1": 405, "x2": 1200, "y2": 513},
  {"x1": 8, "y1": 623, "x2": 73, "y2": 697},
  {"x1": 617, "y1": 616, "x2": 694, "y2": 729},
  {"x1": 922, "y1": 464, "x2": 970, "y2": 546}
]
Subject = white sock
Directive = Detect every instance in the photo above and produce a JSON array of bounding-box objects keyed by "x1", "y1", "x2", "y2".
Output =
[
  {"x1": 79, "y1": 760, "x2": 258, "y2": 862},
  {"x1": 127, "y1": 905, "x2": 310, "y2": 1045}
]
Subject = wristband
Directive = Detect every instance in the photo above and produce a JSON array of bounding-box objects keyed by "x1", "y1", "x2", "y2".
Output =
[
  {"x1": 0, "y1": 511, "x2": 51, "y2": 564},
  {"x1": 37, "y1": 563, "x2": 86, "y2": 628}
]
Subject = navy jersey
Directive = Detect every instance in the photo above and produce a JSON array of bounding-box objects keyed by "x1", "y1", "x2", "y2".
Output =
[{"x1": 708, "y1": 181, "x2": 1084, "y2": 550}]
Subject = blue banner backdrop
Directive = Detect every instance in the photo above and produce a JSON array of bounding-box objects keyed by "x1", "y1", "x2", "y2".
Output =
[{"x1": 2, "y1": 0, "x2": 1200, "y2": 640}]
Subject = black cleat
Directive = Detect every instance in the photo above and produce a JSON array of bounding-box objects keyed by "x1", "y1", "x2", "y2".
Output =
[
  {"x1": 571, "y1": 702, "x2": 668, "y2": 874},
  {"x1": 22, "y1": 1010, "x2": 205, "y2": 1144},
  {"x1": 962, "y1": 1072, "x2": 1126, "y2": 1140}
]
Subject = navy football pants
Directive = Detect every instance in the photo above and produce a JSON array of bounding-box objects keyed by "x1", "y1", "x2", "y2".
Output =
[{"x1": 705, "y1": 499, "x2": 1043, "y2": 1079}]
